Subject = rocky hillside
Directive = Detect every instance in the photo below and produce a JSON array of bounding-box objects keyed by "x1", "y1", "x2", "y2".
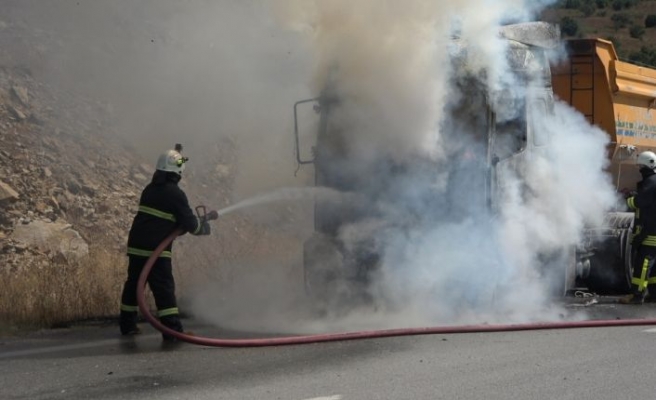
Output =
[
  {"x1": 0, "y1": 65, "x2": 145, "y2": 268},
  {"x1": 541, "y1": 0, "x2": 656, "y2": 64}
]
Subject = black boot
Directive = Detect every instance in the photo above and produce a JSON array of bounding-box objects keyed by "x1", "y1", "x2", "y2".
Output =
[
  {"x1": 119, "y1": 311, "x2": 141, "y2": 335},
  {"x1": 160, "y1": 315, "x2": 184, "y2": 342},
  {"x1": 618, "y1": 292, "x2": 646, "y2": 305}
]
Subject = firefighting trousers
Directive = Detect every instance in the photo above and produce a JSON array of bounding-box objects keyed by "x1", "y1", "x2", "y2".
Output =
[
  {"x1": 119, "y1": 255, "x2": 183, "y2": 334},
  {"x1": 630, "y1": 245, "x2": 656, "y2": 297}
]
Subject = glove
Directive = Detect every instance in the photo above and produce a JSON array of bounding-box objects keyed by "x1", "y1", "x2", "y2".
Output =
[
  {"x1": 207, "y1": 210, "x2": 219, "y2": 221},
  {"x1": 620, "y1": 188, "x2": 636, "y2": 199}
]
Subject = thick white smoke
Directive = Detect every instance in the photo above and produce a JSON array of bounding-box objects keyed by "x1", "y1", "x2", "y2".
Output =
[{"x1": 273, "y1": 0, "x2": 618, "y2": 327}]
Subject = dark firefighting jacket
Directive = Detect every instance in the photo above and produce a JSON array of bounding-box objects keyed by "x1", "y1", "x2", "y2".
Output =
[
  {"x1": 127, "y1": 171, "x2": 209, "y2": 258},
  {"x1": 627, "y1": 168, "x2": 656, "y2": 247}
]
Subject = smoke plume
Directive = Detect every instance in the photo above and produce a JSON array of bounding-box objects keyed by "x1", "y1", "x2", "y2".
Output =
[{"x1": 269, "y1": 0, "x2": 617, "y2": 328}]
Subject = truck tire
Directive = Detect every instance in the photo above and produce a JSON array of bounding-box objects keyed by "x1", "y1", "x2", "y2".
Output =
[
  {"x1": 586, "y1": 232, "x2": 632, "y2": 294},
  {"x1": 585, "y1": 213, "x2": 633, "y2": 294},
  {"x1": 302, "y1": 233, "x2": 343, "y2": 309}
]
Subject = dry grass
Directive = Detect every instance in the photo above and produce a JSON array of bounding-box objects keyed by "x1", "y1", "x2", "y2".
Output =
[{"x1": 0, "y1": 246, "x2": 127, "y2": 331}]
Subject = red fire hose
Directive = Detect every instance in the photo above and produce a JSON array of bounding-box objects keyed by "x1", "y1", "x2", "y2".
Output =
[{"x1": 138, "y1": 229, "x2": 656, "y2": 347}]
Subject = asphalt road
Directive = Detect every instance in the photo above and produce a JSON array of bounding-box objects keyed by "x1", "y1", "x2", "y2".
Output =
[{"x1": 2, "y1": 299, "x2": 656, "y2": 400}]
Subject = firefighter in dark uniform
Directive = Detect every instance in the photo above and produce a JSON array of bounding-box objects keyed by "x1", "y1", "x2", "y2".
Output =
[
  {"x1": 620, "y1": 150, "x2": 656, "y2": 304},
  {"x1": 119, "y1": 145, "x2": 218, "y2": 339}
]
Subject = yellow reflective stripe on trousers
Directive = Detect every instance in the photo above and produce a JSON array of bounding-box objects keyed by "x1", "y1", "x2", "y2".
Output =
[
  {"x1": 627, "y1": 197, "x2": 636, "y2": 209},
  {"x1": 138, "y1": 205, "x2": 176, "y2": 222},
  {"x1": 641, "y1": 236, "x2": 656, "y2": 246},
  {"x1": 127, "y1": 247, "x2": 172, "y2": 258},
  {"x1": 157, "y1": 307, "x2": 179, "y2": 317},
  {"x1": 631, "y1": 257, "x2": 651, "y2": 292},
  {"x1": 121, "y1": 304, "x2": 139, "y2": 312}
]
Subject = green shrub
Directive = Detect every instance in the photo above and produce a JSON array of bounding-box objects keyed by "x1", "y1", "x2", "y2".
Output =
[
  {"x1": 630, "y1": 24, "x2": 646, "y2": 39},
  {"x1": 580, "y1": 3, "x2": 596, "y2": 16},
  {"x1": 611, "y1": 13, "x2": 631, "y2": 29},
  {"x1": 646, "y1": 15, "x2": 656, "y2": 28},
  {"x1": 628, "y1": 47, "x2": 656, "y2": 67},
  {"x1": 611, "y1": 0, "x2": 637, "y2": 9},
  {"x1": 561, "y1": 16, "x2": 580, "y2": 36}
]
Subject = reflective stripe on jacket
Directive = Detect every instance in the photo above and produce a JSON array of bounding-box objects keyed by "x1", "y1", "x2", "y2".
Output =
[{"x1": 126, "y1": 172, "x2": 206, "y2": 257}]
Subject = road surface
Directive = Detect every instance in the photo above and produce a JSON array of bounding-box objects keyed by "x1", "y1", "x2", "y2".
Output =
[{"x1": 1, "y1": 299, "x2": 656, "y2": 400}]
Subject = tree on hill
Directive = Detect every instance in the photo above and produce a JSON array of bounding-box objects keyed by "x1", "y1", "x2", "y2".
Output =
[
  {"x1": 630, "y1": 24, "x2": 645, "y2": 39},
  {"x1": 611, "y1": 12, "x2": 631, "y2": 29},
  {"x1": 580, "y1": 2, "x2": 596, "y2": 16},
  {"x1": 646, "y1": 15, "x2": 656, "y2": 28},
  {"x1": 612, "y1": 0, "x2": 639, "y2": 10},
  {"x1": 561, "y1": 16, "x2": 580, "y2": 36},
  {"x1": 629, "y1": 47, "x2": 656, "y2": 67},
  {"x1": 562, "y1": 0, "x2": 581, "y2": 8}
]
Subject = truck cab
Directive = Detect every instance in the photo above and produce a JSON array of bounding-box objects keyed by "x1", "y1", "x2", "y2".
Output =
[{"x1": 292, "y1": 22, "x2": 584, "y2": 310}]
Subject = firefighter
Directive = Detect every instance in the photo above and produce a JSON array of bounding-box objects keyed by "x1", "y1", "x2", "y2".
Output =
[
  {"x1": 620, "y1": 150, "x2": 656, "y2": 304},
  {"x1": 119, "y1": 145, "x2": 219, "y2": 339}
]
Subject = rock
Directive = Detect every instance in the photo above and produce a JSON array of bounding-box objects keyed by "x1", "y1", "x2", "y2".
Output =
[
  {"x1": 55, "y1": 193, "x2": 69, "y2": 211},
  {"x1": 81, "y1": 184, "x2": 97, "y2": 197},
  {"x1": 10, "y1": 220, "x2": 89, "y2": 262},
  {"x1": 215, "y1": 164, "x2": 232, "y2": 179},
  {"x1": 47, "y1": 196, "x2": 59, "y2": 210},
  {"x1": 28, "y1": 113, "x2": 45, "y2": 126},
  {"x1": 131, "y1": 172, "x2": 147, "y2": 182},
  {"x1": 11, "y1": 85, "x2": 29, "y2": 106},
  {"x1": 66, "y1": 180, "x2": 81, "y2": 194},
  {"x1": 7, "y1": 210, "x2": 22, "y2": 218},
  {"x1": 35, "y1": 201, "x2": 48, "y2": 213},
  {"x1": 9, "y1": 106, "x2": 26, "y2": 120},
  {"x1": 14, "y1": 242, "x2": 27, "y2": 252},
  {"x1": 138, "y1": 163, "x2": 152, "y2": 174},
  {"x1": 0, "y1": 180, "x2": 19, "y2": 203},
  {"x1": 82, "y1": 158, "x2": 96, "y2": 169},
  {"x1": 97, "y1": 201, "x2": 112, "y2": 214}
]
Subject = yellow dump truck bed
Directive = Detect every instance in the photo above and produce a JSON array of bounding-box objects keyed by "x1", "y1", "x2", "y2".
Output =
[{"x1": 551, "y1": 38, "x2": 656, "y2": 190}]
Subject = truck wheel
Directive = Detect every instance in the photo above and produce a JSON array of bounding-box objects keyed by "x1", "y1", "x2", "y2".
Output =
[
  {"x1": 302, "y1": 234, "x2": 343, "y2": 310},
  {"x1": 587, "y1": 253, "x2": 629, "y2": 295},
  {"x1": 586, "y1": 229, "x2": 632, "y2": 294}
]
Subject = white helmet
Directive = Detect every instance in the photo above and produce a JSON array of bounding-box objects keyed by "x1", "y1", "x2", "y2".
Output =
[
  {"x1": 156, "y1": 149, "x2": 188, "y2": 175},
  {"x1": 637, "y1": 151, "x2": 656, "y2": 170}
]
